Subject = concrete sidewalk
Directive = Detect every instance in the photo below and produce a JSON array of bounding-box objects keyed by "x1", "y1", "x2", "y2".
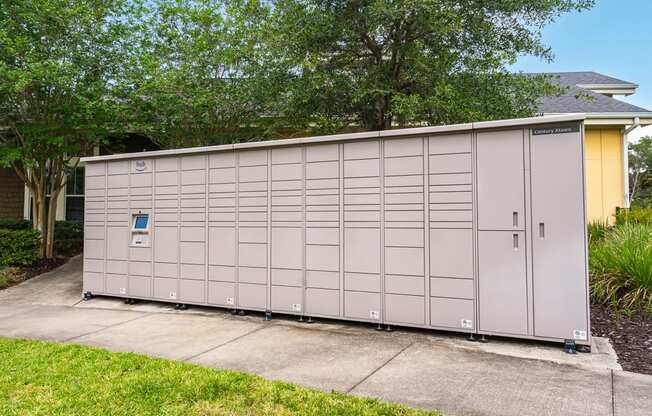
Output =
[{"x1": 0, "y1": 256, "x2": 650, "y2": 416}]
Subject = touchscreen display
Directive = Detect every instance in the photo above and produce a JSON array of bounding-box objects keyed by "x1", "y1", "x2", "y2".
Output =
[{"x1": 134, "y1": 214, "x2": 149, "y2": 230}]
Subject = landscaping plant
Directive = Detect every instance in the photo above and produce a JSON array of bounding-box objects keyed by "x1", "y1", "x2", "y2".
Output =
[
  {"x1": 0, "y1": 219, "x2": 31, "y2": 230},
  {"x1": 615, "y1": 206, "x2": 652, "y2": 226},
  {"x1": 0, "y1": 229, "x2": 41, "y2": 268},
  {"x1": 53, "y1": 220, "x2": 83, "y2": 256},
  {"x1": 589, "y1": 222, "x2": 652, "y2": 313}
]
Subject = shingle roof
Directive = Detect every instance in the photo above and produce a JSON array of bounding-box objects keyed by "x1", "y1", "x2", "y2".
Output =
[
  {"x1": 527, "y1": 71, "x2": 651, "y2": 114},
  {"x1": 544, "y1": 71, "x2": 637, "y2": 86}
]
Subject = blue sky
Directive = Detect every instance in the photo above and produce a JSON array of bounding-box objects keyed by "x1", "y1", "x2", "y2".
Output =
[{"x1": 513, "y1": 0, "x2": 652, "y2": 139}]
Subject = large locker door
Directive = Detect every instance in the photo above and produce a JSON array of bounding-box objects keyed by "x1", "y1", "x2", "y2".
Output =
[
  {"x1": 476, "y1": 130, "x2": 525, "y2": 230},
  {"x1": 478, "y1": 231, "x2": 527, "y2": 335},
  {"x1": 530, "y1": 126, "x2": 589, "y2": 341}
]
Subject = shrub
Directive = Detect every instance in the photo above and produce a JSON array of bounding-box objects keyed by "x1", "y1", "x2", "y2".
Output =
[
  {"x1": 0, "y1": 229, "x2": 41, "y2": 267},
  {"x1": 587, "y1": 221, "x2": 610, "y2": 245},
  {"x1": 615, "y1": 206, "x2": 652, "y2": 226},
  {"x1": 54, "y1": 220, "x2": 83, "y2": 256},
  {"x1": 0, "y1": 219, "x2": 31, "y2": 230},
  {"x1": 589, "y1": 223, "x2": 652, "y2": 313}
]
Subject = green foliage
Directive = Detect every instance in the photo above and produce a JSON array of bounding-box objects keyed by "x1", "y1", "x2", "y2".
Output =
[
  {"x1": 587, "y1": 220, "x2": 609, "y2": 245},
  {"x1": 0, "y1": 267, "x2": 24, "y2": 290},
  {"x1": 129, "y1": 0, "x2": 592, "y2": 147},
  {"x1": 629, "y1": 136, "x2": 652, "y2": 205},
  {"x1": 0, "y1": 0, "x2": 144, "y2": 257},
  {"x1": 0, "y1": 337, "x2": 439, "y2": 416},
  {"x1": 589, "y1": 223, "x2": 652, "y2": 313},
  {"x1": 0, "y1": 0, "x2": 138, "y2": 164},
  {"x1": 0, "y1": 229, "x2": 41, "y2": 267},
  {"x1": 615, "y1": 206, "x2": 652, "y2": 226},
  {"x1": 0, "y1": 219, "x2": 31, "y2": 230},
  {"x1": 53, "y1": 220, "x2": 83, "y2": 256},
  {"x1": 260, "y1": 0, "x2": 591, "y2": 131}
]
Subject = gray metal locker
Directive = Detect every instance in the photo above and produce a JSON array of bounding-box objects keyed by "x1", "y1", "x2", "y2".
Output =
[
  {"x1": 530, "y1": 126, "x2": 589, "y2": 342},
  {"x1": 81, "y1": 114, "x2": 590, "y2": 346}
]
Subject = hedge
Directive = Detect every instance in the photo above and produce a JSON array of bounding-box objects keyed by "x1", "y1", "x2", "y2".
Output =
[
  {"x1": 0, "y1": 219, "x2": 31, "y2": 230},
  {"x1": 54, "y1": 220, "x2": 83, "y2": 256},
  {"x1": 0, "y1": 229, "x2": 41, "y2": 267}
]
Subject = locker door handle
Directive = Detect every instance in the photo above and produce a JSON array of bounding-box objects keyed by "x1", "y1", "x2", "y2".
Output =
[
  {"x1": 513, "y1": 211, "x2": 518, "y2": 227},
  {"x1": 513, "y1": 233, "x2": 519, "y2": 250},
  {"x1": 539, "y1": 222, "x2": 545, "y2": 239}
]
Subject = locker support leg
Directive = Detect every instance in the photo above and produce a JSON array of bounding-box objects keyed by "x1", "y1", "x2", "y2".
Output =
[{"x1": 564, "y1": 339, "x2": 577, "y2": 354}]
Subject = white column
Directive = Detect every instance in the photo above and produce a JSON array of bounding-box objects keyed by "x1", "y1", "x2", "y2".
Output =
[
  {"x1": 23, "y1": 184, "x2": 31, "y2": 220},
  {"x1": 622, "y1": 129, "x2": 630, "y2": 208}
]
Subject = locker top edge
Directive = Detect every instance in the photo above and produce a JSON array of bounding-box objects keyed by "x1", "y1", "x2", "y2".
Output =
[{"x1": 80, "y1": 114, "x2": 586, "y2": 164}]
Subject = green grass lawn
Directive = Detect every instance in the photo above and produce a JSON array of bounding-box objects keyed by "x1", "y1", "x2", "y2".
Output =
[{"x1": 0, "y1": 337, "x2": 439, "y2": 416}]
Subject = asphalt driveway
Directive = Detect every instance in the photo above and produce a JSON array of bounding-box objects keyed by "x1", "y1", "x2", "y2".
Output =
[{"x1": 0, "y1": 256, "x2": 649, "y2": 416}]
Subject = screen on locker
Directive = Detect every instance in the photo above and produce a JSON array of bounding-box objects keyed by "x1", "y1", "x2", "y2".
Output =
[{"x1": 134, "y1": 214, "x2": 149, "y2": 230}]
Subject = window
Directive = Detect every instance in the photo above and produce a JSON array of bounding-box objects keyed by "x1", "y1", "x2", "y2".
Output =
[{"x1": 65, "y1": 167, "x2": 85, "y2": 222}]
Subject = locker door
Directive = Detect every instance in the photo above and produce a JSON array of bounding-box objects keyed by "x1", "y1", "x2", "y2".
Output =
[
  {"x1": 478, "y1": 231, "x2": 527, "y2": 335},
  {"x1": 530, "y1": 126, "x2": 589, "y2": 341},
  {"x1": 476, "y1": 130, "x2": 525, "y2": 230}
]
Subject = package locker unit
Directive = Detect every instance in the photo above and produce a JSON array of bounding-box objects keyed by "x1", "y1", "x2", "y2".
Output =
[{"x1": 81, "y1": 114, "x2": 590, "y2": 345}]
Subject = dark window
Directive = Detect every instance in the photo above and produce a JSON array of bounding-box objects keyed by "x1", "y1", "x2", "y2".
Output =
[{"x1": 65, "y1": 167, "x2": 85, "y2": 222}]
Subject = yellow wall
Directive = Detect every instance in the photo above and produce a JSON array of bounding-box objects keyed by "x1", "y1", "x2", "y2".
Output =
[{"x1": 585, "y1": 128, "x2": 624, "y2": 224}]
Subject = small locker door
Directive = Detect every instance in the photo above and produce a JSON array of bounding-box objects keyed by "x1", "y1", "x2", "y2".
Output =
[
  {"x1": 476, "y1": 130, "x2": 525, "y2": 230},
  {"x1": 530, "y1": 125, "x2": 589, "y2": 341},
  {"x1": 478, "y1": 231, "x2": 528, "y2": 335}
]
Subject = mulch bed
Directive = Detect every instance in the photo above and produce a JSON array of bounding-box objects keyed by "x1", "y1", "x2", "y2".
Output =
[
  {"x1": 0, "y1": 257, "x2": 67, "y2": 290},
  {"x1": 591, "y1": 303, "x2": 652, "y2": 375}
]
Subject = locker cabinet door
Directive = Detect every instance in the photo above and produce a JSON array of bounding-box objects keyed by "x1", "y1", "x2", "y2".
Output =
[
  {"x1": 530, "y1": 127, "x2": 589, "y2": 341},
  {"x1": 476, "y1": 130, "x2": 525, "y2": 230},
  {"x1": 478, "y1": 231, "x2": 528, "y2": 335}
]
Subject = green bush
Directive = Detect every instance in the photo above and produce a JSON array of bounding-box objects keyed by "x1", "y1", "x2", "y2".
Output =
[
  {"x1": 0, "y1": 219, "x2": 31, "y2": 230},
  {"x1": 615, "y1": 206, "x2": 652, "y2": 226},
  {"x1": 54, "y1": 220, "x2": 83, "y2": 256},
  {"x1": 587, "y1": 221, "x2": 610, "y2": 245},
  {"x1": 589, "y1": 223, "x2": 652, "y2": 313},
  {"x1": 0, "y1": 229, "x2": 41, "y2": 267}
]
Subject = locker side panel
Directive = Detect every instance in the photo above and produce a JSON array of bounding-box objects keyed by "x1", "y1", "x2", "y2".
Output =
[
  {"x1": 84, "y1": 162, "x2": 107, "y2": 294},
  {"x1": 530, "y1": 126, "x2": 589, "y2": 342}
]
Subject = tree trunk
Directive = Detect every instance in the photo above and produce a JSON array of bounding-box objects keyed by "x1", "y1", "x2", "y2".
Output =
[
  {"x1": 45, "y1": 188, "x2": 60, "y2": 259},
  {"x1": 35, "y1": 174, "x2": 47, "y2": 258}
]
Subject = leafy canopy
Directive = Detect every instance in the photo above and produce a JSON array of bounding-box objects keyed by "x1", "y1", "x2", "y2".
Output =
[
  {"x1": 262, "y1": 0, "x2": 592, "y2": 131},
  {"x1": 130, "y1": 0, "x2": 591, "y2": 146},
  {"x1": 0, "y1": 0, "x2": 138, "y2": 169}
]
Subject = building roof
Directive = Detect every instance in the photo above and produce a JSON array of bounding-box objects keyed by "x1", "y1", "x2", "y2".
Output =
[
  {"x1": 532, "y1": 71, "x2": 652, "y2": 115},
  {"x1": 543, "y1": 71, "x2": 637, "y2": 87},
  {"x1": 81, "y1": 114, "x2": 585, "y2": 163}
]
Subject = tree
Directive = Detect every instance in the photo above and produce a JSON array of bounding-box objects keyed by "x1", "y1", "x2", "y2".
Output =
[
  {"x1": 260, "y1": 0, "x2": 594, "y2": 132},
  {"x1": 130, "y1": 0, "x2": 591, "y2": 146},
  {"x1": 0, "y1": 0, "x2": 137, "y2": 258},
  {"x1": 127, "y1": 0, "x2": 289, "y2": 148},
  {"x1": 629, "y1": 136, "x2": 652, "y2": 205}
]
